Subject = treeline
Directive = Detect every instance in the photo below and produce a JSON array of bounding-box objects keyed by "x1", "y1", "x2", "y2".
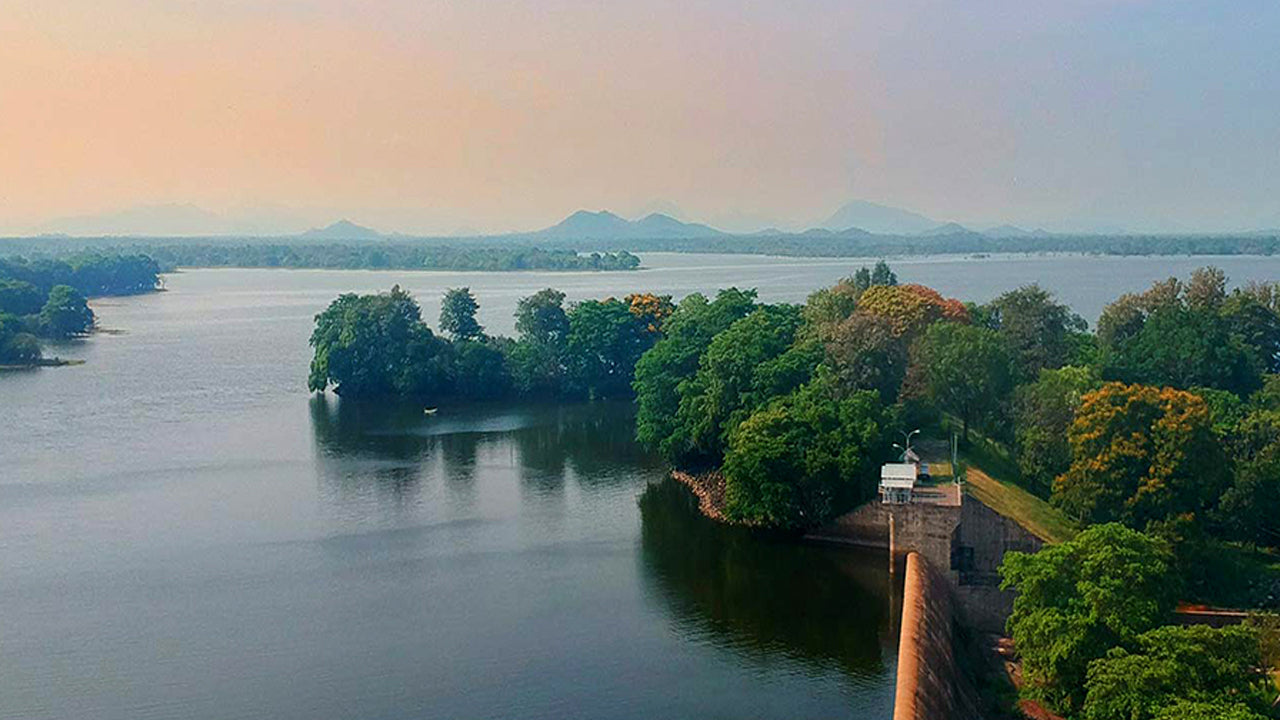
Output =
[
  {"x1": 307, "y1": 286, "x2": 674, "y2": 403},
  {"x1": 528, "y1": 232, "x2": 1280, "y2": 258},
  {"x1": 0, "y1": 254, "x2": 160, "y2": 364},
  {"x1": 136, "y1": 243, "x2": 640, "y2": 272}
]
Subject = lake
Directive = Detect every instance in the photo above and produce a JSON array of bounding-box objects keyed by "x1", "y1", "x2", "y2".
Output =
[{"x1": 4, "y1": 251, "x2": 1280, "y2": 719}]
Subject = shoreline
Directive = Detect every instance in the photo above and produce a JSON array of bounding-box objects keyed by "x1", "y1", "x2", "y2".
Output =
[
  {"x1": 0, "y1": 358, "x2": 84, "y2": 371},
  {"x1": 669, "y1": 469, "x2": 730, "y2": 523}
]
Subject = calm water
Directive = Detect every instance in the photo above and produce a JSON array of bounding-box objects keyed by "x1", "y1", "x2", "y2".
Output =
[{"x1": 4, "y1": 251, "x2": 1280, "y2": 719}]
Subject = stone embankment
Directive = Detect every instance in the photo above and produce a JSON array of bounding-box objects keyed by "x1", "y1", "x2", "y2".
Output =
[
  {"x1": 670, "y1": 470, "x2": 729, "y2": 522},
  {"x1": 893, "y1": 552, "x2": 984, "y2": 720}
]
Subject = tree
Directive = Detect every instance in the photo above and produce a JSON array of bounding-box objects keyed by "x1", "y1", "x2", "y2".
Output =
[
  {"x1": 722, "y1": 381, "x2": 884, "y2": 528},
  {"x1": 1013, "y1": 366, "x2": 1101, "y2": 495},
  {"x1": 801, "y1": 280, "x2": 861, "y2": 332},
  {"x1": 824, "y1": 313, "x2": 907, "y2": 402},
  {"x1": 624, "y1": 293, "x2": 675, "y2": 334},
  {"x1": 857, "y1": 283, "x2": 968, "y2": 338},
  {"x1": 909, "y1": 322, "x2": 1013, "y2": 440},
  {"x1": 515, "y1": 288, "x2": 569, "y2": 343},
  {"x1": 1000, "y1": 523, "x2": 1176, "y2": 713},
  {"x1": 633, "y1": 289, "x2": 757, "y2": 460},
  {"x1": 1152, "y1": 700, "x2": 1270, "y2": 720},
  {"x1": 452, "y1": 339, "x2": 512, "y2": 400},
  {"x1": 668, "y1": 304, "x2": 805, "y2": 464},
  {"x1": 869, "y1": 259, "x2": 897, "y2": 287},
  {"x1": 0, "y1": 312, "x2": 42, "y2": 363},
  {"x1": 565, "y1": 298, "x2": 652, "y2": 399},
  {"x1": 1216, "y1": 442, "x2": 1280, "y2": 547},
  {"x1": 1222, "y1": 290, "x2": 1280, "y2": 373},
  {"x1": 1082, "y1": 624, "x2": 1269, "y2": 720},
  {"x1": 0, "y1": 279, "x2": 43, "y2": 316},
  {"x1": 1102, "y1": 305, "x2": 1262, "y2": 396},
  {"x1": 439, "y1": 287, "x2": 483, "y2": 341},
  {"x1": 509, "y1": 289, "x2": 570, "y2": 396},
  {"x1": 307, "y1": 286, "x2": 450, "y2": 399},
  {"x1": 982, "y1": 285, "x2": 1086, "y2": 380},
  {"x1": 1096, "y1": 269, "x2": 1277, "y2": 395},
  {"x1": 1052, "y1": 383, "x2": 1230, "y2": 528},
  {"x1": 38, "y1": 284, "x2": 94, "y2": 338}
]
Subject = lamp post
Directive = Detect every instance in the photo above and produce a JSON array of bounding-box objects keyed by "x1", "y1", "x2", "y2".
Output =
[{"x1": 893, "y1": 429, "x2": 920, "y2": 462}]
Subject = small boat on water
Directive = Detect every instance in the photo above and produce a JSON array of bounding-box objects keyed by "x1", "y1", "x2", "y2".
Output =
[{"x1": 423, "y1": 407, "x2": 439, "y2": 416}]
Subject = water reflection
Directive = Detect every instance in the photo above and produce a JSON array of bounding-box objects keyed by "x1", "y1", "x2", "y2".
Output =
[
  {"x1": 308, "y1": 396, "x2": 662, "y2": 510},
  {"x1": 638, "y1": 478, "x2": 896, "y2": 678}
]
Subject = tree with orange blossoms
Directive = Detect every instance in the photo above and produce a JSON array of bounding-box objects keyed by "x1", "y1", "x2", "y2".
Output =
[
  {"x1": 855, "y1": 283, "x2": 969, "y2": 338},
  {"x1": 1052, "y1": 383, "x2": 1229, "y2": 528},
  {"x1": 625, "y1": 293, "x2": 675, "y2": 334}
]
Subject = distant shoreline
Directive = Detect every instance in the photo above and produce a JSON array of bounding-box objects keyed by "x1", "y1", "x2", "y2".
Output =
[{"x1": 0, "y1": 358, "x2": 85, "y2": 371}]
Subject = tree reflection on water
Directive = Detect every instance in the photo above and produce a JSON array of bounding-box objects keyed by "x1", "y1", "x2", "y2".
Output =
[{"x1": 638, "y1": 477, "x2": 897, "y2": 679}]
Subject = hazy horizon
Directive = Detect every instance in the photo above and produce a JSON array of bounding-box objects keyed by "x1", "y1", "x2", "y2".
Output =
[{"x1": 3, "y1": 1, "x2": 1278, "y2": 236}]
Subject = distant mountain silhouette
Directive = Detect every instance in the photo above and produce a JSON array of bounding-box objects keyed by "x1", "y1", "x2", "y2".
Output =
[
  {"x1": 820, "y1": 200, "x2": 939, "y2": 235},
  {"x1": 300, "y1": 219, "x2": 382, "y2": 240},
  {"x1": 531, "y1": 210, "x2": 726, "y2": 239},
  {"x1": 983, "y1": 224, "x2": 1053, "y2": 238},
  {"x1": 919, "y1": 222, "x2": 979, "y2": 237}
]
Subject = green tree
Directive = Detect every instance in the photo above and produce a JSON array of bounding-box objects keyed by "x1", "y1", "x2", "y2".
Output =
[
  {"x1": 451, "y1": 339, "x2": 512, "y2": 400},
  {"x1": 801, "y1": 280, "x2": 860, "y2": 332},
  {"x1": 1000, "y1": 523, "x2": 1176, "y2": 714},
  {"x1": 1082, "y1": 624, "x2": 1269, "y2": 720},
  {"x1": 1012, "y1": 366, "x2": 1101, "y2": 494},
  {"x1": 1102, "y1": 305, "x2": 1262, "y2": 396},
  {"x1": 509, "y1": 289, "x2": 570, "y2": 396},
  {"x1": 439, "y1": 287, "x2": 483, "y2": 341},
  {"x1": 633, "y1": 289, "x2": 757, "y2": 460},
  {"x1": 38, "y1": 284, "x2": 94, "y2": 338},
  {"x1": 0, "y1": 279, "x2": 43, "y2": 316},
  {"x1": 1152, "y1": 700, "x2": 1271, "y2": 720},
  {"x1": 982, "y1": 285, "x2": 1086, "y2": 380},
  {"x1": 910, "y1": 322, "x2": 1013, "y2": 440},
  {"x1": 565, "y1": 298, "x2": 652, "y2": 399},
  {"x1": 869, "y1": 260, "x2": 897, "y2": 287},
  {"x1": 1222, "y1": 290, "x2": 1280, "y2": 373},
  {"x1": 0, "y1": 312, "x2": 42, "y2": 363},
  {"x1": 722, "y1": 380, "x2": 884, "y2": 528},
  {"x1": 667, "y1": 304, "x2": 805, "y2": 464},
  {"x1": 1052, "y1": 383, "x2": 1229, "y2": 528},
  {"x1": 824, "y1": 313, "x2": 907, "y2": 402},
  {"x1": 307, "y1": 286, "x2": 451, "y2": 399},
  {"x1": 515, "y1": 288, "x2": 570, "y2": 344},
  {"x1": 1216, "y1": 442, "x2": 1280, "y2": 547}
]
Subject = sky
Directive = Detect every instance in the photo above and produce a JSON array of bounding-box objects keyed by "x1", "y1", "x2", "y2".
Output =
[{"x1": 1, "y1": 0, "x2": 1278, "y2": 235}]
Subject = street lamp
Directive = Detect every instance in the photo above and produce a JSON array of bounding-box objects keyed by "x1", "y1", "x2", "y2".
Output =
[{"x1": 893, "y1": 429, "x2": 920, "y2": 462}]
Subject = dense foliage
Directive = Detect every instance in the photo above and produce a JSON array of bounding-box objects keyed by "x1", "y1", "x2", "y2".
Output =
[
  {"x1": 307, "y1": 285, "x2": 664, "y2": 404},
  {"x1": 1081, "y1": 624, "x2": 1271, "y2": 720},
  {"x1": 722, "y1": 380, "x2": 884, "y2": 527},
  {"x1": 1001, "y1": 524, "x2": 1177, "y2": 712},
  {"x1": 0, "y1": 253, "x2": 160, "y2": 362}
]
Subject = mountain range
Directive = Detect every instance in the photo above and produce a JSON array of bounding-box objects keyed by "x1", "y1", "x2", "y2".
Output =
[
  {"x1": 41, "y1": 200, "x2": 1277, "y2": 240},
  {"x1": 526, "y1": 210, "x2": 726, "y2": 239}
]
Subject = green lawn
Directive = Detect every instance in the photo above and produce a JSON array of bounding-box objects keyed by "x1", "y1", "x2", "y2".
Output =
[{"x1": 962, "y1": 460, "x2": 1078, "y2": 545}]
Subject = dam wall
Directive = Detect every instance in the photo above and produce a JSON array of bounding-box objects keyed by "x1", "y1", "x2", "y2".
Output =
[{"x1": 892, "y1": 552, "x2": 984, "y2": 720}]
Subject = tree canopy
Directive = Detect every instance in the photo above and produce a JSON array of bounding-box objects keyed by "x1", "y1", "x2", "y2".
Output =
[
  {"x1": 722, "y1": 380, "x2": 884, "y2": 528},
  {"x1": 1000, "y1": 523, "x2": 1176, "y2": 713},
  {"x1": 1052, "y1": 383, "x2": 1228, "y2": 528},
  {"x1": 439, "y1": 287, "x2": 483, "y2": 341}
]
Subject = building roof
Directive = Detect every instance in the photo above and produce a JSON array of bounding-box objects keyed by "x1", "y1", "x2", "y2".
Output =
[{"x1": 881, "y1": 463, "x2": 918, "y2": 481}]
